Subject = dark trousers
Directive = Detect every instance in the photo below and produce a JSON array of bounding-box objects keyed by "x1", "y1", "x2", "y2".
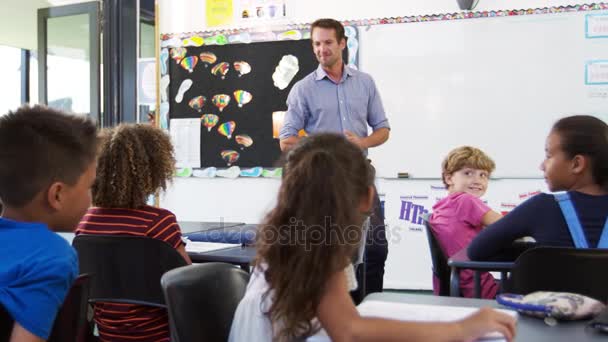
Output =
[{"x1": 364, "y1": 184, "x2": 388, "y2": 295}]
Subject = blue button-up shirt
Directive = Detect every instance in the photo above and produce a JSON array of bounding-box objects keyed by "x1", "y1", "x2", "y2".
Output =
[{"x1": 280, "y1": 64, "x2": 390, "y2": 152}]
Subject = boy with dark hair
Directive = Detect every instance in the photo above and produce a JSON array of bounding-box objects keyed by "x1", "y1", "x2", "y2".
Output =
[{"x1": 0, "y1": 105, "x2": 98, "y2": 341}]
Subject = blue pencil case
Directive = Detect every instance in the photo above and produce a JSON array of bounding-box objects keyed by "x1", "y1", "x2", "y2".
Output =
[{"x1": 496, "y1": 291, "x2": 605, "y2": 321}]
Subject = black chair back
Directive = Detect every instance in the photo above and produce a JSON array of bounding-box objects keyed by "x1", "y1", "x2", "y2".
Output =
[
  {"x1": 509, "y1": 246, "x2": 608, "y2": 301},
  {"x1": 0, "y1": 274, "x2": 91, "y2": 342},
  {"x1": 161, "y1": 262, "x2": 250, "y2": 342},
  {"x1": 0, "y1": 305, "x2": 11, "y2": 342},
  {"x1": 48, "y1": 274, "x2": 91, "y2": 342},
  {"x1": 422, "y1": 213, "x2": 451, "y2": 296},
  {"x1": 73, "y1": 234, "x2": 187, "y2": 306}
]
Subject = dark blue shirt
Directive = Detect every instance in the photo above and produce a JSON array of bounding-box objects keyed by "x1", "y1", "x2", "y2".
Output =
[{"x1": 468, "y1": 191, "x2": 608, "y2": 260}]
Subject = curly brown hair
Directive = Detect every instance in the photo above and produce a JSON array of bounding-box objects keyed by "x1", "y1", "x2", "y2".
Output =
[
  {"x1": 93, "y1": 123, "x2": 175, "y2": 208},
  {"x1": 441, "y1": 146, "x2": 496, "y2": 188},
  {"x1": 255, "y1": 133, "x2": 374, "y2": 341}
]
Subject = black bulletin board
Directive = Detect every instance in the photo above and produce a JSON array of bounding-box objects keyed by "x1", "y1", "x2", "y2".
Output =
[{"x1": 168, "y1": 39, "x2": 318, "y2": 168}]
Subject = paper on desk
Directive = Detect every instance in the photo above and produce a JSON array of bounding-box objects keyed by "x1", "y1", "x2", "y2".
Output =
[
  {"x1": 358, "y1": 301, "x2": 517, "y2": 341},
  {"x1": 185, "y1": 241, "x2": 240, "y2": 253},
  {"x1": 170, "y1": 118, "x2": 201, "y2": 168},
  {"x1": 307, "y1": 301, "x2": 517, "y2": 342}
]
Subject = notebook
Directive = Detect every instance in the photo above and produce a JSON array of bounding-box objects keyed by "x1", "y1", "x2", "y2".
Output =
[{"x1": 185, "y1": 241, "x2": 241, "y2": 253}]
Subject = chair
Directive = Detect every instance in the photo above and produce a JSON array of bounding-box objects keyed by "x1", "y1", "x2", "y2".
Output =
[
  {"x1": 421, "y1": 213, "x2": 451, "y2": 296},
  {"x1": 0, "y1": 274, "x2": 91, "y2": 342},
  {"x1": 508, "y1": 246, "x2": 608, "y2": 301},
  {"x1": 161, "y1": 262, "x2": 250, "y2": 342},
  {"x1": 0, "y1": 305, "x2": 11, "y2": 342},
  {"x1": 48, "y1": 274, "x2": 92, "y2": 342},
  {"x1": 72, "y1": 235, "x2": 188, "y2": 306}
]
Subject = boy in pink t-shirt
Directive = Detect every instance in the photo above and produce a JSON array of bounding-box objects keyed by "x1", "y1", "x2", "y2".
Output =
[{"x1": 430, "y1": 146, "x2": 503, "y2": 298}]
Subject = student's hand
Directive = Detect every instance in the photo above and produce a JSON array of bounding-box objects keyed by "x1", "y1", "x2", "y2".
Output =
[
  {"x1": 456, "y1": 307, "x2": 516, "y2": 342},
  {"x1": 344, "y1": 130, "x2": 366, "y2": 149}
]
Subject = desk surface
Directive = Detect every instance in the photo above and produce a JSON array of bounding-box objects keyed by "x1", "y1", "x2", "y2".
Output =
[
  {"x1": 188, "y1": 245, "x2": 256, "y2": 265},
  {"x1": 178, "y1": 221, "x2": 245, "y2": 234},
  {"x1": 364, "y1": 293, "x2": 606, "y2": 341}
]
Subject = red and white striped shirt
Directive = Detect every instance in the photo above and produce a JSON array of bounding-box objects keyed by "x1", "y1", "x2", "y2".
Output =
[{"x1": 76, "y1": 206, "x2": 185, "y2": 342}]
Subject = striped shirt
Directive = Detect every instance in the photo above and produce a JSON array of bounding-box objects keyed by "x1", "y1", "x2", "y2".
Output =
[{"x1": 75, "y1": 206, "x2": 185, "y2": 342}]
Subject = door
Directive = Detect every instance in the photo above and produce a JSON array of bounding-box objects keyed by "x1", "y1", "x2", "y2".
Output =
[{"x1": 37, "y1": 2, "x2": 100, "y2": 121}]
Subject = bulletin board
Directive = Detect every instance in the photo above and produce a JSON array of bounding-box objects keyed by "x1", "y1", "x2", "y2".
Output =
[{"x1": 166, "y1": 38, "x2": 318, "y2": 168}]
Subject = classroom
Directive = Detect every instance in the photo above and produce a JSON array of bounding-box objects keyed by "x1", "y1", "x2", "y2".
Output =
[{"x1": 1, "y1": 0, "x2": 607, "y2": 341}]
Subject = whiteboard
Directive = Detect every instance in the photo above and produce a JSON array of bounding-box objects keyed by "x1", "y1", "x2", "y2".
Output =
[{"x1": 362, "y1": 10, "x2": 608, "y2": 178}]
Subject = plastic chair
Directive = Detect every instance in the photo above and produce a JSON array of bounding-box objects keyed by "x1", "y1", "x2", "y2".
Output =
[
  {"x1": 161, "y1": 262, "x2": 250, "y2": 342},
  {"x1": 72, "y1": 235, "x2": 188, "y2": 306},
  {"x1": 0, "y1": 274, "x2": 91, "y2": 342},
  {"x1": 421, "y1": 213, "x2": 451, "y2": 296},
  {"x1": 508, "y1": 246, "x2": 608, "y2": 301}
]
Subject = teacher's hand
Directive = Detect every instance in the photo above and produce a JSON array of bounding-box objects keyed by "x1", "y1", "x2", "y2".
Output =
[{"x1": 344, "y1": 130, "x2": 366, "y2": 149}]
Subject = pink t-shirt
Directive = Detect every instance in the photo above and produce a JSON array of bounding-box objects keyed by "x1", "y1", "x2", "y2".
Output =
[{"x1": 430, "y1": 192, "x2": 498, "y2": 299}]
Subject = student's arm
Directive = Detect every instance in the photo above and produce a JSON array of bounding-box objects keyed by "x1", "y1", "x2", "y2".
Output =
[
  {"x1": 155, "y1": 212, "x2": 192, "y2": 265},
  {"x1": 481, "y1": 210, "x2": 503, "y2": 227},
  {"x1": 10, "y1": 322, "x2": 45, "y2": 342},
  {"x1": 316, "y1": 270, "x2": 516, "y2": 342},
  {"x1": 177, "y1": 244, "x2": 192, "y2": 264},
  {"x1": 468, "y1": 194, "x2": 546, "y2": 260},
  {"x1": 460, "y1": 193, "x2": 500, "y2": 228},
  {"x1": 6, "y1": 253, "x2": 77, "y2": 341}
]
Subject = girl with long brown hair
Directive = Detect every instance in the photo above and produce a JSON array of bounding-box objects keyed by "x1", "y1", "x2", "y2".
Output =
[{"x1": 229, "y1": 133, "x2": 516, "y2": 342}]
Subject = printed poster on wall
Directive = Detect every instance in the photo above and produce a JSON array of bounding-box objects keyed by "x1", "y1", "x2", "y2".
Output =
[{"x1": 207, "y1": 0, "x2": 234, "y2": 27}]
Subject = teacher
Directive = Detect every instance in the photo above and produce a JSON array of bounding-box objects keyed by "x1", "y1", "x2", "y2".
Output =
[{"x1": 279, "y1": 18, "x2": 390, "y2": 295}]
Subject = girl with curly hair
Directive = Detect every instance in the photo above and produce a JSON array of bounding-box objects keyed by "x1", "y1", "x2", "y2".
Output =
[{"x1": 76, "y1": 123, "x2": 191, "y2": 342}]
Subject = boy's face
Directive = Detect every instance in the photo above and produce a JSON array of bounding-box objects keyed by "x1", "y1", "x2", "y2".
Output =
[
  {"x1": 445, "y1": 167, "x2": 490, "y2": 197},
  {"x1": 49, "y1": 161, "x2": 96, "y2": 232}
]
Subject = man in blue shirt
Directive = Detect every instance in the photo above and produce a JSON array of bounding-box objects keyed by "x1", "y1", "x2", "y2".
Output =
[
  {"x1": 279, "y1": 18, "x2": 390, "y2": 295},
  {"x1": 0, "y1": 105, "x2": 98, "y2": 341}
]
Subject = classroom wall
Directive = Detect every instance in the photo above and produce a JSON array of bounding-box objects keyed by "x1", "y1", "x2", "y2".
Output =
[
  {"x1": 159, "y1": 0, "x2": 584, "y2": 33},
  {"x1": 158, "y1": 0, "x2": 577, "y2": 289}
]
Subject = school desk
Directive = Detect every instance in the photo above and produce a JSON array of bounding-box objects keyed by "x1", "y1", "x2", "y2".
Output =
[
  {"x1": 308, "y1": 292, "x2": 607, "y2": 342},
  {"x1": 448, "y1": 247, "x2": 514, "y2": 298}
]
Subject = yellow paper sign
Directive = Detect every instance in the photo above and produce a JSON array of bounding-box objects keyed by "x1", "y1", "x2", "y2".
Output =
[{"x1": 206, "y1": 0, "x2": 234, "y2": 27}]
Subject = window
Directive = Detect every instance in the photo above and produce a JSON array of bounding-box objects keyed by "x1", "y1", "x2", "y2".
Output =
[{"x1": 0, "y1": 45, "x2": 24, "y2": 115}]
